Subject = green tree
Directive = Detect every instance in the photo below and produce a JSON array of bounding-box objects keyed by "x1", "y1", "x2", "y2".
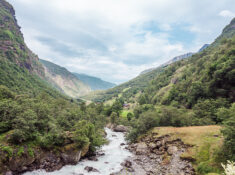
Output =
[
  {"x1": 221, "y1": 103, "x2": 235, "y2": 161},
  {"x1": 127, "y1": 112, "x2": 134, "y2": 121},
  {"x1": 110, "y1": 112, "x2": 118, "y2": 124},
  {"x1": 10, "y1": 109, "x2": 37, "y2": 143},
  {"x1": 73, "y1": 120, "x2": 104, "y2": 152}
]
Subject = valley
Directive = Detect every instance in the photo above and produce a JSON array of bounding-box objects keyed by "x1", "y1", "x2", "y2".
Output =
[{"x1": 0, "y1": 0, "x2": 234, "y2": 175}]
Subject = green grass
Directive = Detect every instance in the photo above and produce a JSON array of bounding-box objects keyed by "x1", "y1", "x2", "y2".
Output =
[{"x1": 120, "y1": 110, "x2": 133, "y2": 118}]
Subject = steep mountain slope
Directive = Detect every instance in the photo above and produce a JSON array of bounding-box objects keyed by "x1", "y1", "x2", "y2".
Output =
[
  {"x1": 0, "y1": 0, "x2": 63, "y2": 97},
  {"x1": 0, "y1": 1, "x2": 106, "y2": 174},
  {"x1": 0, "y1": 0, "x2": 44, "y2": 76},
  {"x1": 73, "y1": 73, "x2": 116, "y2": 90},
  {"x1": 40, "y1": 59, "x2": 91, "y2": 98},
  {"x1": 0, "y1": 0, "x2": 92, "y2": 98},
  {"x1": 126, "y1": 19, "x2": 234, "y2": 174},
  {"x1": 139, "y1": 18, "x2": 235, "y2": 108}
]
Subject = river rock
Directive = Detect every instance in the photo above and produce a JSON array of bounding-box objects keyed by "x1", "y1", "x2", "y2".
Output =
[
  {"x1": 123, "y1": 160, "x2": 132, "y2": 168},
  {"x1": 167, "y1": 146, "x2": 178, "y2": 155},
  {"x1": 88, "y1": 156, "x2": 98, "y2": 161},
  {"x1": 113, "y1": 125, "x2": 129, "y2": 132},
  {"x1": 149, "y1": 142, "x2": 157, "y2": 149},
  {"x1": 61, "y1": 150, "x2": 81, "y2": 164},
  {"x1": 136, "y1": 142, "x2": 148, "y2": 155},
  {"x1": 84, "y1": 166, "x2": 99, "y2": 172}
]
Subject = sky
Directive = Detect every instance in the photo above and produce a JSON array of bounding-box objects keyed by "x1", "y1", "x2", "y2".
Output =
[{"x1": 8, "y1": 0, "x2": 235, "y2": 84}]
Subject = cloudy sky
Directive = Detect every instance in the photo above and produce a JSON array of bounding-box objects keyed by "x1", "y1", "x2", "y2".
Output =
[{"x1": 8, "y1": 0, "x2": 235, "y2": 84}]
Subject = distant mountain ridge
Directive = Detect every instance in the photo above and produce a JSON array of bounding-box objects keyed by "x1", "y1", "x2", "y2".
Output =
[
  {"x1": 73, "y1": 73, "x2": 116, "y2": 90},
  {"x1": 140, "y1": 44, "x2": 209, "y2": 75},
  {"x1": 39, "y1": 59, "x2": 91, "y2": 98},
  {"x1": 198, "y1": 44, "x2": 210, "y2": 52}
]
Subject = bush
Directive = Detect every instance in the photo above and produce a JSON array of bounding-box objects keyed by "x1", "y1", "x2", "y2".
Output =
[
  {"x1": 127, "y1": 111, "x2": 160, "y2": 142},
  {"x1": 221, "y1": 103, "x2": 235, "y2": 161},
  {"x1": 73, "y1": 120, "x2": 104, "y2": 152}
]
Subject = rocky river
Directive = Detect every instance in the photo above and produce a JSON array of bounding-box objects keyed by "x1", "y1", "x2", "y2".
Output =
[
  {"x1": 23, "y1": 128, "x2": 132, "y2": 175},
  {"x1": 22, "y1": 126, "x2": 195, "y2": 175}
]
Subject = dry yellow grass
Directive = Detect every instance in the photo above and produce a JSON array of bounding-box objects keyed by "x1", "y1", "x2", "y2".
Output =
[{"x1": 152, "y1": 125, "x2": 223, "y2": 162}]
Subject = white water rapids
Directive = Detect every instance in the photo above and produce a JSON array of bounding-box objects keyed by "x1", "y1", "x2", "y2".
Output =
[{"x1": 23, "y1": 128, "x2": 132, "y2": 175}]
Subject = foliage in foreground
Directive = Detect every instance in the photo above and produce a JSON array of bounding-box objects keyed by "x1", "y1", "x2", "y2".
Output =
[{"x1": 0, "y1": 85, "x2": 106, "y2": 152}]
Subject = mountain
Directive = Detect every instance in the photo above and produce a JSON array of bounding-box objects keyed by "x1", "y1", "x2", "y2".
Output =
[
  {"x1": 0, "y1": 2, "x2": 106, "y2": 174},
  {"x1": 140, "y1": 44, "x2": 210, "y2": 75},
  {"x1": 0, "y1": 0, "x2": 63, "y2": 97},
  {"x1": 73, "y1": 73, "x2": 116, "y2": 90},
  {"x1": 84, "y1": 18, "x2": 235, "y2": 103},
  {"x1": 161, "y1": 52, "x2": 194, "y2": 67},
  {"x1": 39, "y1": 59, "x2": 91, "y2": 98},
  {"x1": 140, "y1": 52, "x2": 193, "y2": 75},
  {"x1": 134, "y1": 17, "x2": 235, "y2": 107},
  {"x1": 198, "y1": 44, "x2": 210, "y2": 52},
  {"x1": 0, "y1": 0, "x2": 44, "y2": 76},
  {"x1": 0, "y1": 0, "x2": 92, "y2": 98}
]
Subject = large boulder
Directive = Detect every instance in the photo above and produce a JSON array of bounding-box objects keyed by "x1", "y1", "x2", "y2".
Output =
[
  {"x1": 113, "y1": 125, "x2": 129, "y2": 132},
  {"x1": 136, "y1": 142, "x2": 148, "y2": 155},
  {"x1": 61, "y1": 150, "x2": 81, "y2": 164}
]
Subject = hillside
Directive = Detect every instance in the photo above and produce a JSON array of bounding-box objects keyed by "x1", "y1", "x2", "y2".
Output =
[
  {"x1": 0, "y1": 0, "x2": 44, "y2": 76},
  {"x1": 40, "y1": 59, "x2": 91, "y2": 98},
  {"x1": 0, "y1": 1, "x2": 106, "y2": 174},
  {"x1": 124, "y1": 17, "x2": 235, "y2": 155},
  {"x1": 0, "y1": 0, "x2": 93, "y2": 99},
  {"x1": 0, "y1": 0, "x2": 63, "y2": 97},
  {"x1": 73, "y1": 73, "x2": 116, "y2": 90},
  {"x1": 82, "y1": 66, "x2": 165, "y2": 102},
  {"x1": 140, "y1": 52, "x2": 193, "y2": 75},
  {"x1": 138, "y1": 18, "x2": 235, "y2": 108}
]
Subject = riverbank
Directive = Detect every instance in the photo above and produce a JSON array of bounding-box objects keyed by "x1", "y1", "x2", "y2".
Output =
[
  {"x1": 22, "y1": 128, "x2": 131, "y2": 175},
  {"x1": 115, "y1": 125, "x2": 222, "y2": 175},
  {"x1": 0, "y1": 143, "x2": 89, "y2": 175}
]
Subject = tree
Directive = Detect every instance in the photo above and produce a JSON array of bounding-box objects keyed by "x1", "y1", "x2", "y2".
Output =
[
  {"x1": 110, "y1": 112, "x2": 118, "y2": 124},
  {"x1": 73, "y1": 120, "x2": 104, "y2": 152},
  {"x1": 127, "y1": 111, "x2": 160, "y2": 142},
  {"x1": 221, "y1": 103, "x2": 235, "y2": 161},
  {"x1": 127, "y1": 112, "x2": 133, "y2": 121},
  {"x1": 10, "y1": 109, "x2": 37, "y2": 143}
]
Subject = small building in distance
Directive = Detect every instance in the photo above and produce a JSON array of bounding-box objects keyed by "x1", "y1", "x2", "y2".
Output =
[{"x1": 123, "y1": 103, "x2": 130, "y2": 109}]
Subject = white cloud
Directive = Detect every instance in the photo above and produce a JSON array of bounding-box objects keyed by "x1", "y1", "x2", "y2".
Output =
[
  {"x1": 7, "y1": 0, "x2": 235, "y2": 84},
  {"x1": 219, "y1": 10, "x2": 235, "y2": 18}
]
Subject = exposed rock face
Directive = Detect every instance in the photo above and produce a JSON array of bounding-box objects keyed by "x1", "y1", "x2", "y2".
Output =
[
  {"x1": 0, "y1": 0, "x2": 45, "y2": 77},
  {"x1": 0, "y1": 144, "x2": 89, "y2": 175},
  {"x1": 115, "y1": 134, "x2": 195, "y2": 175},
  {"x1": 113, "y1": 125, "x2": 129, "y2": 132}
]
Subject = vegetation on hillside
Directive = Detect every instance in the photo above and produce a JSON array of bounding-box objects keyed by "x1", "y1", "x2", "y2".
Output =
[
  {"x1": 126, "y1": 18, "x2": 235, "y2": 142},
  {"x1": 0, "y1": 85, "x2": 106, "y2": 153}
]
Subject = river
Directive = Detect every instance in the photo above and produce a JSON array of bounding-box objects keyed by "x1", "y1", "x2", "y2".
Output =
[{"x1": 23, "y1": 128, "x2": 132, "y2": 175}]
